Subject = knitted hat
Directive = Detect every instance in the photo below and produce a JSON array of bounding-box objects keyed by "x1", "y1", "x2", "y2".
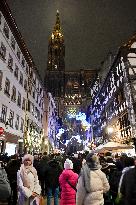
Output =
[
  {"x1": 64, "y1": 158, "x2": 73, "y2": 170},
  {"x1": 22, "y1": 154, "x2": 34, "y2": 164},
  {"x1": 86, "y1": 153, "x2": 101, "y2": 170}
]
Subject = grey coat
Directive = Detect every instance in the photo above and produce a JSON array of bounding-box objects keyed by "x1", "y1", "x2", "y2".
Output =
[{"x1": 0, "y1": 167, "x2": 11, "y2": 202}]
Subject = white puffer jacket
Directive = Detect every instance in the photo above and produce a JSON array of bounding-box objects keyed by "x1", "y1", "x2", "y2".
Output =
[{"x1": 76, "y1": 169, "x2": 110, "y2": 205}]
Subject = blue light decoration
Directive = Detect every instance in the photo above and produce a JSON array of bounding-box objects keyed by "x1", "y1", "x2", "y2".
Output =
[
  {"x1": 76, "y1": 112, "x2": 86, "y2": 121},
  {"x1": 76, "y1": 112, "x2": 91, "y2": 131},
  {"x1": 56, "y1": 128, "x2": 65, "y2": 139},
  {"x1": 57, "y1": 111, "x2": 91, "y2": 148}
]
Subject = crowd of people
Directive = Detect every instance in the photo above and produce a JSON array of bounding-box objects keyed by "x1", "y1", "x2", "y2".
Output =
[{"x1": 0, "y1": 151, "x2": 136, "y2": 205}]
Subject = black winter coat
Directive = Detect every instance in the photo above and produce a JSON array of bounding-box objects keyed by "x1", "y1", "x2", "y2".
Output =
[
  {"x1": 45, "y1": 159, "x2": 63, "y2": 188},
  {"x1": 120, "y1": 167, "x2": 136, "y2": 205}
]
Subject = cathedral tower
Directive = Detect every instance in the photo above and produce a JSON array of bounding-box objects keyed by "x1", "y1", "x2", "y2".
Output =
[{"x1": 45, "y1": 11, "x2": 65, "y2": 99}]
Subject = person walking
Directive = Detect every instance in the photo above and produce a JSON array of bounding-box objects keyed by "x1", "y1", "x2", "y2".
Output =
[
  {"x1": 6, "y1": 154, "x2": 21, "y2": 205},
  {"x1": 59, "y1": 158, "x2": 78, "y2": 205},
  {"x1": 17, "y1": 154, "x2": 41, "y2": 205},
  {"x1": 76, "y1": 153, "x2": 110, "y2": 205},
  {"x1": 0, "y1": 160, "x2": 11, "y2": 205},
  {"x1": 45, "y1": 157, "x2": 63, "y2": 205},
  {"x1": 120, "y1": 163, "x2": 136, "y2": 205}
]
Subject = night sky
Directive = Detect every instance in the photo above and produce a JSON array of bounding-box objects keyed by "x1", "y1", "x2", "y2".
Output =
[{"x1": 6, "y1": 0, "x2": 136, "y2": 81}]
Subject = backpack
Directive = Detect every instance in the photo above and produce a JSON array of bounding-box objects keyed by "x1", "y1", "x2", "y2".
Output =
[{"x1": 0, "y1": 167, "x2": 11, "y2": 200}]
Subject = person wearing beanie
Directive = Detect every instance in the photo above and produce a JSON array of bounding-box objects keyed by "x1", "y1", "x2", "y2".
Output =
[
  {"x1": 59, "y1": 158, "x2": 78, "y2": 205},
  {"x1": 17, "y1": 154, "x2": 41, "y2": 205},
  {"x1": 76, "y1": 153, "x2": 110, "y2": 205}
]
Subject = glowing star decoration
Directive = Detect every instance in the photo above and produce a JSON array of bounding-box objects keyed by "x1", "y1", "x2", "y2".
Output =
[
  {"x1": 76, "y1": 112, "x2": 91, "y2": 131},
  {"x1": 67, "y1": 107, "x2": 77, "y2": 118}
]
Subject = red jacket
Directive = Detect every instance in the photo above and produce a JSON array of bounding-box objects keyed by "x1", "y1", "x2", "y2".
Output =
[{"x1": 59, "y1": 169, "x2": 78, "y2": 205}]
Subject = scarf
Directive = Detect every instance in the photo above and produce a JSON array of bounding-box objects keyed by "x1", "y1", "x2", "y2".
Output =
[
  {"x1": 81, "y1": 161, "x2": 102, "y2": 193},
  {"x1": 20, "y1": 164, "x2": 37, "y2": 188},
  {"x1": 81, "y1": 163, "x2": 91, "y2": 193}
]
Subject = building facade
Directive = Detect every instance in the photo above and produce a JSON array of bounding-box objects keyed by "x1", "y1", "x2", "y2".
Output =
[
  {"x1": 0, "y1": 0, "x2": 44, "y2": 155},
  {"x1": 42, "y1": 91, "x2": 58, "y2": 153},
  {"x1": 90, "y1": 34, "x2": 136, "y2": 147},
  {"x1": 44, "y1": 11, "x2": 96, "y2": 152}
]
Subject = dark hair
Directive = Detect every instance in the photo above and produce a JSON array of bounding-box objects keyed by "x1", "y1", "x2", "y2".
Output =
[{"x1": 124, "y1": 157, "x2": 134, "y2": 167}]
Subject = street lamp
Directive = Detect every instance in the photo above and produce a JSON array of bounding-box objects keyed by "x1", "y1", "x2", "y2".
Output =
[{"x1": 107, "y1": 127, "x2": 114, "y2": 134}]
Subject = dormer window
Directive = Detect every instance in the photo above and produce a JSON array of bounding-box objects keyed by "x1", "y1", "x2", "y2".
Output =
[
  {"x1": 19, "y1": 72, "x2": 23, "y2": 86},
  {"x1": 14, "y1": 65, "x2": 19, "y2": 79},
  {"x1": 8, "y1": 54, "x2": 13, "y2": 70},
  {"x1": 0, "y1": 42, "x2": 6, "y2": 60},
  {"x1": 26, "y1": 65, "x2": 28, "y2": 74},
  {"x1": 3, "y1": 23, "x2": 9, "y2": 39},
  {"x1": 11, "y1": 36, "x2": 15, "y2": 50},
  {"x1": 22, "y1": 58, "x2": 25, "y2": 67},
  {"x1": 17, "y1": 49, "x2": 21, "y2": 60},
  {"x1": 24, "y1": 79, "x2": 27, "y2": 91}
]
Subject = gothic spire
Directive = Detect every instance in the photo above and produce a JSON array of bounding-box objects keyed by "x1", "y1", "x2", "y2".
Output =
[
  {"x1": 51, "y1": 10, "x2": 63, "y2": 40},
  {"x1": 54, "y1": 10, "x2": 61, "y2": 32},
  {"x1": 47, "y1": 10, "x2": 65, "y2": 71}
]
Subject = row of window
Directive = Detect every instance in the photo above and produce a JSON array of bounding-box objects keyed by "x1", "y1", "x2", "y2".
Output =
[
  {"x1": 0, "y1": 41, "x2": 44, "y2": 107},
  {"x1": 0, "y1": 104, "x2": 42, "y2": 133},
  {"x1": 0, "y1": 16, "x2": 27, "y2": 69},
  {"x1": 0, "y1": 12, "x2": 44, "y2": 98},
  {"x1": 0, "y1": 104, "x2": 24, "y2": 132},
  {"x1": 3, "y1": 77, "x2": 43, "y2": 123}
]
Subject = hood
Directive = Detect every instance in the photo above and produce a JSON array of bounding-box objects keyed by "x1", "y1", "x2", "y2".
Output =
[{"x1": 122, "y1": 166, "x2": 134, "y2": 174}]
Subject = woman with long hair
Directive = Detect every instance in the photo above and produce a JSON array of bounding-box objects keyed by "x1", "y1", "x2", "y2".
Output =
[
  {"x1": 17, "y1": 154, "x2": 41, "y2": 205},
  {"x1": 76, "y1": 153, "x2": 110, "y2": 205}
]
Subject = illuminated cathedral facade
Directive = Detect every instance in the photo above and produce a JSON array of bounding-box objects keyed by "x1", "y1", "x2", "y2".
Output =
[{"x1": 45, "y1": 11, "x2": 96, "y2": 118}]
